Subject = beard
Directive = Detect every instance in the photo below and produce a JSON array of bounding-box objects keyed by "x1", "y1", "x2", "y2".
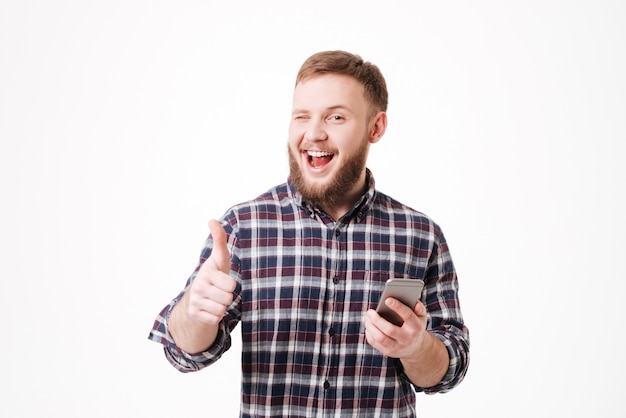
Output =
[{"x1": 288, "y1": 141, "x2": 369, "y2": 210}]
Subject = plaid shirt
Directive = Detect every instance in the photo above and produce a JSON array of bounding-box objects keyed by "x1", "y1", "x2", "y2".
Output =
[{"x1": 149, "y1": 171, "x2": 469, "y2": 417}]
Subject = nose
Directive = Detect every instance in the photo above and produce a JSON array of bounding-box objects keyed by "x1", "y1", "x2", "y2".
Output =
[{"x1": 304, "y1": 118, "x2": 328, "y2": 141}]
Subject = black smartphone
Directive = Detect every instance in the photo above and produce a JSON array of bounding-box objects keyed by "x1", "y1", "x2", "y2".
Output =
[{"x1": 376, "y1": 278, "x2": 425, "y2": 326}]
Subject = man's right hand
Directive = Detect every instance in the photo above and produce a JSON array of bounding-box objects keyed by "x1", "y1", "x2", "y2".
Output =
[
  {"x1": 168, "y1": 219, "x2": 237, "y2": 353},
  {"x1": 186, "y1": 219, "x2": 237, "y2": 324}
]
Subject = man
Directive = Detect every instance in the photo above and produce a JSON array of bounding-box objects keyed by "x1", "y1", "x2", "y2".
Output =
[{"x1": 149, "y1": 50, "x2": 469, "y2": 417}]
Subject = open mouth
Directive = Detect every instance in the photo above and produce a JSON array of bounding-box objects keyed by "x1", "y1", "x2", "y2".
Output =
[{"x1": 307, "y1": 150, "x2": 334, "y2": 169}]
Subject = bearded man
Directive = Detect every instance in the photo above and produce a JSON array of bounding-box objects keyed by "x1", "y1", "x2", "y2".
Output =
[{"x1": 149, "y1": 50, "x2": 470, "y2": 418}]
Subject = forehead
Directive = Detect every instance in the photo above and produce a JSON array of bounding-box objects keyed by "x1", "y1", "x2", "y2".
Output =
[{"x1": 292, "y1": 74, "x2": 368, "y2": 112}]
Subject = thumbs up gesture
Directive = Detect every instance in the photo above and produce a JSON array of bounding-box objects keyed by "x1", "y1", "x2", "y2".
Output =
[
  {"x1": 168, "y1": 219, "x2": 237, "y2": 353},
  {"x1": 186, "y1": 219, "x2": 237, "y2": 325}
]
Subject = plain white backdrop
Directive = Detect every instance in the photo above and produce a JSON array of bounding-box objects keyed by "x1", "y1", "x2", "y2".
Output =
[{"x1": 1, "y1": 1, "x2": 624, "y2": 416}]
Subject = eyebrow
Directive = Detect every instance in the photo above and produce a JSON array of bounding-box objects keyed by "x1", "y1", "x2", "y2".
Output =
[{"x1": 291, "y1": 105, "x2": 353, "y2": 115}]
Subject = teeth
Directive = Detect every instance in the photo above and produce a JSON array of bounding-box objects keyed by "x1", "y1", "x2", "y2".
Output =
[{"x1": 307, "y1": 151, "x2": 333, "y2": 157}]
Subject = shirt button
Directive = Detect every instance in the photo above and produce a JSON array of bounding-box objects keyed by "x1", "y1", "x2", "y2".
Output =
[
  {"x1": 334, "y1": 229, "x2": 340, "y2": 237},
  {"x1": 328, "y1": 327, "x2": 335, "y2": 336},
  {"x1": 332, "y1": 276, "x2": 339, "y2": 284},
  {"x1": 323, "y1": 380, "x2": 330, "y2": 390}
]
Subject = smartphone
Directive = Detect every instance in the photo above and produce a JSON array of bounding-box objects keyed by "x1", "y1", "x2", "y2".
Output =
[{"x1": 376, "y1": 278, "x2": 425, "y2": 326}]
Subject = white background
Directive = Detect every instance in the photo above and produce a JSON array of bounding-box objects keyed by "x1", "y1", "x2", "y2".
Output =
[{"x1": 1, "y1": 1, "x2": 624, "y2": 417}]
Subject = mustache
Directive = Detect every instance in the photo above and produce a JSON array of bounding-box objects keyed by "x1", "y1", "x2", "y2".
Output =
[{"x1": 297, "y1": 143, "x2": 338, "y2": 154}]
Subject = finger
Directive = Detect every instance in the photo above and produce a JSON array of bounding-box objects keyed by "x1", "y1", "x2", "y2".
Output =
[
  {"x1": 192, "y1": 297, "x2": 231, "y2": 317},
  {"x1": 386, "y1": 298, "x2": 417, "y2": 325},
  {"x1": 190, "y1": 278, "x2": 233, "y2": 305},
  {"x1": 188, "y1": 282, "x2": 233, "y2": 321},
  {"x1": 208, "y1": 219, "x2": 231, "y2": 274},
  {"x1": 364, "y1": 310, "x2": 398, "y2": 355},
  {"x1": 413, "y1": 301, "x2": 428, "y2": 318},
  {"x1": 207, "y1": 283, "x2": 235, "y2": 306},
  {"x1": 188, "y1": 300, "x2": 227, "y2": 324},
  {"x1": 366, "y1": 309, "x2": 398, "y2": 339}
]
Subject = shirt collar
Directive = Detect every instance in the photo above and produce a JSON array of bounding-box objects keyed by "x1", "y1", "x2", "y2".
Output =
[{"x1": 287, "y1": 169, "x2": 376, "y2": 223}]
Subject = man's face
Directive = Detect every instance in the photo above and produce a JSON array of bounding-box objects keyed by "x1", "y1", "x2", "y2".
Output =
[{"x1": 288, "y1": 73, "x2": 378, "y2": 211}]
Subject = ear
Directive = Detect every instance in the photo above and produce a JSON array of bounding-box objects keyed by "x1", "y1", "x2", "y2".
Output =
[{"x1": 368, "y1": 111, "x2": 387, "y2": 144}]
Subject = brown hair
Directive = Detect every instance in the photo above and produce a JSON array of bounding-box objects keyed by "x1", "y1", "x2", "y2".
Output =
[{"x1": 295, "y1": 50, "x2": 388, "y2": 113}]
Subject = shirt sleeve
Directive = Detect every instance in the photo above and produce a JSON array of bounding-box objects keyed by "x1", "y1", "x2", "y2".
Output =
[
  {"x1": 415, "y1": 224, "x2": 470, "y2": 394},
  {"x1": 147, "y1": 294, "x2": 236, "y2": 373}
]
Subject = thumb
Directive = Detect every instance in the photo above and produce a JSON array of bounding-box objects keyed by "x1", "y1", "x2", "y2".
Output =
[{"x1": 208, "y1": 219, "x2": 231, "y2": 273}]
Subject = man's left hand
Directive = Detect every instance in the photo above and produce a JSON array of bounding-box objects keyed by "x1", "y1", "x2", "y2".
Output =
[{"x1": 364, "y1": 298, "x2": 428, "y2": 359}]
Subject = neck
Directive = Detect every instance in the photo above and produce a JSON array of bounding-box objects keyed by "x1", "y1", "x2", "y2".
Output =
[{"x1": 320, "y1": 173, "x2": 368, "y2": 220}]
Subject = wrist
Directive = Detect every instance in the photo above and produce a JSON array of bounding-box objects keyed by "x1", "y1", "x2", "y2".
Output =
[{"x1": 400, "y1": 331, "x2": 449, "y2": 388}]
